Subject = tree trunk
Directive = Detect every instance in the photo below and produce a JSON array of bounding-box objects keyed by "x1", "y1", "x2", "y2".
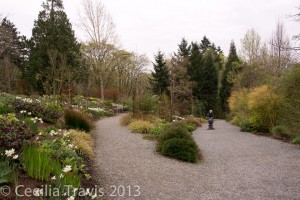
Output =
[{"x1": 100, "y1": 79, "x2": 104, "y2": 99}]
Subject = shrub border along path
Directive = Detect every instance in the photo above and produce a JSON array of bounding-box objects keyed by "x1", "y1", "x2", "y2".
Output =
[{"x1": 93, "y1": 114, "x2": 300, "y2": 200}]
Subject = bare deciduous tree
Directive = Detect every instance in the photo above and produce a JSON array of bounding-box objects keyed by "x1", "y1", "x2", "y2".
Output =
[
  {"x1": 79, "y1": 0, "x2": 119, "y2": 99},
  {"x1": 269, "y1": 21, "x2": 292, "y2": 76}
]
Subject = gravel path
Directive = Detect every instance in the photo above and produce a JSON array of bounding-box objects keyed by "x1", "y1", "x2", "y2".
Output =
[{"x1": 93, "y1": 114, "x2": 300, "y2": 200}]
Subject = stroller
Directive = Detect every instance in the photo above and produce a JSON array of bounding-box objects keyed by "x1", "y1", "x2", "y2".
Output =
[{"x1": 207, "y1": 117, "x2": 215, "y2": 130}]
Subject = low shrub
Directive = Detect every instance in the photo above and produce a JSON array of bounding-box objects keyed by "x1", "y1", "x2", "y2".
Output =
[
  {"x1": 157, "y1": 123, "x2": 199, "y2": 163},
  {"x1": 0, "y1": 103, "x2": 13, "y2": 114},
  {"x1": 128, "y1": 120, "x2": 154, "y2": 134},
  {"x1": 157, "y1": 124, "x2": 191, "y2": 152},
  {"x1": 150, "y1": 126, "x2": 162, "y2": 135},
  {"x1": 0, "y1": 114, "x2": 35, "y2": 151},
  {"x1": 292, "y1": 135, "x2": 300, "y2": 144},
  {"x1": 160, "y1": 138, "x2": 199, "y2": 163},
  {"x1": 13, "y1": 99, "x2": 62, "y2": 123},
  {"x1": 64, "y1": 110, "x2": 92, "y2": 132},
  {"x1": 0, "y1": 93, "x2": 15, "y2": 114},
  {"x1": 138, "y1": 96, "x2": 158, "y2": 113},
  {"x1": 272, "y1": 126, "x2": 290, "y2": 139},
  {"x1": 239, "y1": 120, "x2": 255, "y2": 132},
  {"x1": 120, "y1": 113, "x2": 133, "y2": 126},
  {"x1": 68, "y1": 130, "x2": 94, "y2": 158},
  {"x1": 163, "y1": 122, "x2": 189, "y2": 132},
  {"x1": 186, "y1": 123, "x2": 197, "y2": 132}
]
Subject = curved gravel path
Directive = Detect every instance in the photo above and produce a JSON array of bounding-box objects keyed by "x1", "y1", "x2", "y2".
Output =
[{"x1": 93, "y1": 114, "x2": 300, "y2": 200}]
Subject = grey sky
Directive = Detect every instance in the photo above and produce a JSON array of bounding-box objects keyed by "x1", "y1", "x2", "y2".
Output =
[{"x1": 1, "y1": 0, "x2": 299, "y2": 60}]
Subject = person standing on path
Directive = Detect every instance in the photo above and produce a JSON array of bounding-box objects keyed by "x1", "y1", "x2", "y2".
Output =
[{"x1": 206, "y1": 110, "x2": 214, "y2": 130}]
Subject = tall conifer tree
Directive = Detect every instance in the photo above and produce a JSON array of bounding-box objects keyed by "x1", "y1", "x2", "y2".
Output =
[
  {"x1": 220, "y1": 41, "x2": 240, "y2": 113},
  {"x1": 28, "y1": 0, "x2": 80, "y2": 93},
  {"x1": 150, "y1": 51, "x2": 170, "y2": 96}
]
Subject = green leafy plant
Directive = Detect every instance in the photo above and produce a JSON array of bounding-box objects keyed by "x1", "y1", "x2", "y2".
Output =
[
  {"x1": 0, "y1": 114, "x2": 35, "y2": 151},
  {"x1": 64, "y1": 109, "x2": 92, "y2": 132},
  {"x1": 13, "y1": 99, "x2": 62, "y2": 123},
  {"x1": 272, "y1": 126, "x2": 289, "y2": 139},
  {"x1": 40, "y1": 139, "x2": 83, "y2": 166},
  {"x1": 0, "y1": 161, "x2": 12, "y2": 184},
  {"x1": 292, "y1": 136, "x2": 300, "y2": 144},
  {"x1": 22, "y1": 145, "x2": 54, "y2": 181},
  {"x1": 23, "y1": 117, "x2": 39, "y2": 133},
  {"x1": 239, "y1": 120, "x2": 255, "y2": 132}
]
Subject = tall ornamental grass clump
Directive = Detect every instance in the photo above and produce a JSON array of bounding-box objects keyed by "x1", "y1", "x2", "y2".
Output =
[
  {"x1": 68, "y1": 130, "x2": 94, "y2": 158},
  {"x1": 64, "y1": 110, "x2": 92, "y2": 132}
]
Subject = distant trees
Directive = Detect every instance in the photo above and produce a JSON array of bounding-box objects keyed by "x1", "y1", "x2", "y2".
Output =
[
  {"x1": 153, "y1": 37, "x2": 223, "y2": 117},
  {"x1": 0, "y1": 17, "x2": 27, "y2": 93}
]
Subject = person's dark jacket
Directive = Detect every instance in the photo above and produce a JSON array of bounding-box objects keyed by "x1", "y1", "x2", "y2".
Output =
[{"x1": 207, "y1": 112, "x2": 213, "y2": 118}]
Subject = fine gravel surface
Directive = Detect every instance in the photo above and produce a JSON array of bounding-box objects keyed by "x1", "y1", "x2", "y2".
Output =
[{"x1": 93, "y1": 114, "x2": 300, "y2": 200}]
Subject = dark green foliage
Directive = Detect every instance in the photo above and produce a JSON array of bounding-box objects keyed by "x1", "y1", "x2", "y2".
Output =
[
  {"x1": 239, "y1": 120, "x2": 255, "y2": 132},
  {"x1": 28, "y1": 0, "x2": 80, "y2": 93},
  {"x1": 272, "y1": 126, "x2": 289, "y2": 139},
  {"x1": 160, "y1": 138, "x2": 198, "y2": 163},
  {"x1": 150, "y1": 51, "x2": 170, "y2": 96},
  {"x1": 186, "y1": 37, "x2": 223, "y2": 117},
  {"x1": 40, "y1": 139, "x2": 83, "y2": 165},
  {"x1": 0, "y1": 17, "x2": 27, "y2": 68},
  {"x1": 0, "y1": 161, "x2": 12, "y2": 184},
  {"x1": 277, "y1": 66, "x2": 300, "y2": 136},
  {"x1": 157, "y1": 123, "x2": 199, "y2": 163},
  {"x1": 239, "y1": 120, "x2": 270, "y2": 134},
  {"x1": 13, "y1": 99, "x2": 62, "y2": 123},
  {"x1": 138, "y1": 96, "x2": 158, "y2": 113},
  {"x1": 292, "y1": 136, "x2": 300, "y2": 144},
  {"x1": 0, "y1": 114, "x2": 35, "y2": 151},
  {"x1": 220, "y1": 41, "x2": 240, "y2": 113},
  {"x1": 64, "y1": 110, "x2": 92, "y2": 132},
  {"x1": 178, "y1": 38, "x2": 191, "y2": 58},
  {"x1": 0, "y1": 93, "x2": 15, "y2": 114},
  {"x1": 200, "y1": 36, "x2": 211, "y2": 51},
  {"x1": 0, "y1": 18, "x2": 28, "y2": 93},
  {"x1": 200, "y1": 48, "x2": 219, "y2": 111}
]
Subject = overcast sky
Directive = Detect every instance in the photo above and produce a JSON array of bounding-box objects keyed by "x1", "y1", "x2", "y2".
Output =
[{"x1": 1, "y1": 0, "x2": 299, "y2": 61}]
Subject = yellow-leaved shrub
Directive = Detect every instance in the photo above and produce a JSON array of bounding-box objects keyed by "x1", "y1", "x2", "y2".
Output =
[{"x1": 248, "y1": 85, "x2": 282, "y2": 132}]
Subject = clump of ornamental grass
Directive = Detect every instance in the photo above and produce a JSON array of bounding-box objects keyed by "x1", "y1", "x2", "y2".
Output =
[
  {"x1": 64, "y1": 109, "x2": 92, "y2": 132},
  {"x1": 128, "y1": 120, "x2": 154, "y2": 134},
  {"x1": 68, "y1": 129, "x2": 94, "y2": 159}
]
